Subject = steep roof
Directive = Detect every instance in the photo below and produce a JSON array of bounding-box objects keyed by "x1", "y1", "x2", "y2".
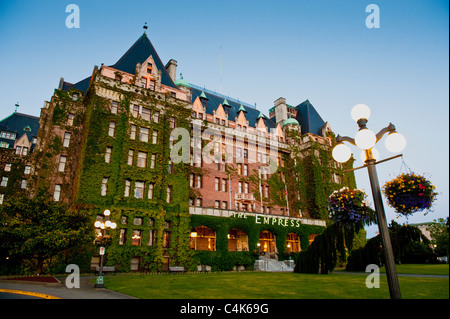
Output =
[
  {"x1": 63, "y1": 33, "x2": 177, "y2": 93},
  {"x1": 109, "y1": 33, "x2": 177, "y2": 89},
  {"x1": 295, "y1": 100, "x2": 326, "y2": 136},
  {"x1": 0, "y1": 112, "x2": 40, "y2": 149},
  {"x1": 190, "y1": 87, "x2": 276, "y2": 129}
]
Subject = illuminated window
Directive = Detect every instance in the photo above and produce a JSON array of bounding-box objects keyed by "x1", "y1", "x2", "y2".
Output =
[{"x1": 190, "y1": 226, "x2": 216, "y2": 251}]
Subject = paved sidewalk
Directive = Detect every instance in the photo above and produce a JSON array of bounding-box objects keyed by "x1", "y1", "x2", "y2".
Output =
[{"x1": 0, "y1": 276, "x2": 137, "y2": 299}]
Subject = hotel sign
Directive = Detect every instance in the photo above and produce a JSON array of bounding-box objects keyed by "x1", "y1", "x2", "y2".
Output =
[{"x1": 231, "y1": 212, "x2": 301, "y2": 228}]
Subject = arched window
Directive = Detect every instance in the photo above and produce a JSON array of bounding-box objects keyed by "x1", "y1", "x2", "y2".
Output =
[
  {"x1": 258, "y1": 231, "x2": 276, "y2": 254},
  {"x1": 286, "y1": 233, "x2": 301, "y2": 253},
  {"x1": 190, "y1": 226, "x2": 216, "y2": 251},
  {"x1": 227, "y1": 228, "x2": 249, "y2": 251}
]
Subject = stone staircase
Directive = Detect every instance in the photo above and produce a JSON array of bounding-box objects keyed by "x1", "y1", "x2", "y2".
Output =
[{"x1": 254, "y1": 256, "x2": 294, "y2": 272}]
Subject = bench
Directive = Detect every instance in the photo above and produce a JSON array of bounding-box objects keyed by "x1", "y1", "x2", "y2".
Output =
[
  {"x1": 95, "y1": 266, "x2": 115, "y2": 272},
  {"x1": 169, "y1": 266, "x2": 185, "y2": 273}
]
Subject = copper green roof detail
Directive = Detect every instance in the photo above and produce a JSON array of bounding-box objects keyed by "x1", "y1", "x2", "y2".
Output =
[
  {"x1": 223, "y1": 99, "x2": 230, "y2": 107},
  {"x1": 283, "y1": 118, "x2": 300, "y2": 126},
  {"x1": 257, "y1": 112, "x2": 265, "y2": 119},
  {"x1": 174, "y1": 73, "x2": 190, "y2": 87},
  {"x1": 199, "y1": 91, "x2": 208, "y2": 99},
  {"x1": 238, "y1": 104, "x2": 247, "y2": 112}
]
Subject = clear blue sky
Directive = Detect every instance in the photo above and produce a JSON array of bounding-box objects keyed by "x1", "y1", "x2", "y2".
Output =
[{"x1": 1, "y1": 0, "x2": 448, "y2": 238}]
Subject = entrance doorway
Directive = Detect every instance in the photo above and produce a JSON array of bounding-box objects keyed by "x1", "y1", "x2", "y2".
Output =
[{"x1": 258, "y1": 230, "x2": 277, "y2": 256}]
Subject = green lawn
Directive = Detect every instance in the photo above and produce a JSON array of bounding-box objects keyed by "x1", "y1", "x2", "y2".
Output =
[
  {"x1": 104, "y1": 270, "x2": 448, "y2": 299},
  {"x1": 380, "y1": 264, "x2": 449, "y2": 276}
]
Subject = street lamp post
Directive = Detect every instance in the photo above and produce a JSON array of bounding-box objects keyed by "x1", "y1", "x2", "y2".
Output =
[
  {"x1": 332, "y1": 104, "x2": 406, "y2": 299},
  {"x1": 94, "y1": 209, "x2": 117, "y2": 288}
]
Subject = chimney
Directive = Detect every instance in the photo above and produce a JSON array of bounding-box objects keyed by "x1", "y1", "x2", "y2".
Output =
[
  {"x1": 165, "y1": 59, "x2": 177, "y2": 82},
  {"x1": 58, "y1": 77, "x2": 65, "y2": 90},
  {"x1": 273, "y1": 97, "x2": 288, "y2": 125}
]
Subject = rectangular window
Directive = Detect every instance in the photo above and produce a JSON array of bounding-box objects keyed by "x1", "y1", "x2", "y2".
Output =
[
  {"x1": 1, "y1": 177, "x2": 8, "y2": 187},
  {"x1": 132, "y1": 104, "x2": 139, "y2": 117},
  {"x1": 148, "y1": 183, "x2": 155, "y2": 199},
  {"x1": 147, "y1": 229, "x2": 154, "y2": 246},
  {"x1": 152, "y1": 130, "x2": 158, "y2": 144},
  {"x1": 215, "y1": 178, "x2": 220, "y2": 191},
  {"x1": 67, "y1": 113, "x2": 75, "y2": 126},
  {"x1": 15, "y1": 146, "x2": 21, "y2": 155},
  {"x1": 141, "y1": 107, "x2": 151, "y2": 121},
  {"x1": 130, "y1": 125, "x2": 136, "y2": 140},
  {"x1": 105, "y1": 146, "x2": 112, "y2": 163},
  {"x1": 150, "y1": 154, "x2": 156, "y2": 169},
  {"x1": 119, "y1": 229, "x2": 127, "y2": 245},
  {"x1": 166, "y1": 186, "x2": 172, "y2": 203},
  {"x1": 58, "y1": 155, "x2": 67, "y2": 172},
  {"x1": 140, "y1": 127, "x2": 149, "y2": 142},
  {"x1": 0, "y1": 194, "x2": 4, "y2": 205},
  {"x1": 4, "y1": 164, "x2": 11, "y2": 172},
  {"x1": 196, "y1": 198, "x2": 202, "y2": 207},
  {"x1": 221, "y1": 201, "x2": 227, "y2": 209},
  {"x1": 135, "y1": 181, "x2": 145, "y2": 199},
  {"x1": 163, "y1": 231, "x2": 170, "y2": 248},
  {"x1": 128, "y1": 150, "x2": 134, "y2": 165},
  {"x1": 153, "y1": 111, "x2": 160, "y2": 123},
  {"x1": 189, "y1": 174, "x2": 194, "y2": 187},
  {"x1": 124, "y1": 180, "x2": 131, "y2": 197},
  {"x1": 140, "y1": 78, "x2": 147, "y2": 88},
  {"x1": 21, "y1": 180, "x2": 27, "y2": 189},
  {"x1": 54, "y1": 184, "x2": 61, "y2": 201},
  {"x1": 214, "y1": 200, "x2": 220, "y2": 208},
  {"x1": 221, "y1": 179, "x2": 227, "y2": 192},
  {"x1": 243, "y1": 164, "x2": 248, "y2": 176},
  {"x1": 137, "y1": 152, "x2": 147, "y2": 168},
  {"x1": 111, "y1": 101, "x2": 118, "y2": 114},
  {"x1": 22, "y1": 147, "x2": 28, "y2": 156},
  {"x1": 108, "y1": 122, "x2": 116, "y2": 137},
  {"x1": 244, "y1": 182, "x2": 249, "y2": 194},
  {"x1": 238, "y1": 182, "x2": 242, "y2": 194},
  {"x1": 196, "y1": 175, "x2": 202, "y2": 188},
  {"x1": 169, "y1": 117, "x2": 176, "y2": 128},
  {"x1": 101, "y1": 178, "x2": 108, "y2": 196},
  {"x1": 24, "y1": 165, "x2": 31, "y2": 175}
]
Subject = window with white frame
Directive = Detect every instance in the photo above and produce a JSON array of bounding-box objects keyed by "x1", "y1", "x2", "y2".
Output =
[
  {"x1": 58, "y1": 156, "x2": 67, "y2": 172},
  {"x1": 54, "y1": 184, "x2": 61, "y2": 201}
]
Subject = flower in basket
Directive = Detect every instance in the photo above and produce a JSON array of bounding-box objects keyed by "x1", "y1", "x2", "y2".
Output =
[
  {"x1": 328, "y1": 187, "x2": 372, "y2": 225},
  {"x1": 382, "y1": 173, "x2": 437, "y2": 217}
]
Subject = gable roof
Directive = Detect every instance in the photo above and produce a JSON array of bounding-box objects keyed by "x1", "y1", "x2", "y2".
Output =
[
  {"x1": 109, "y1": 33, "x2": 177, "y2": 89},
  {"x1": 294, "y1": 100, "x2": 326, "y2": 135},
  {"x1": 0, "y1": 112, "x2": 40, "y2": 149},
  {"x1": 190, "y1": 87, "x2": 276, "y2": 129},
  {"x1": 63, "y1": 33, "x2": 177, "y2": 93}
]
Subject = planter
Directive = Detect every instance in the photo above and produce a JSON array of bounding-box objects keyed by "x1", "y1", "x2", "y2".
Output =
[
  {"x1": 328, "y1": 187, "x2": 372, "y2": 225},
  {"x1": 382, "y1": 173, "x2": 437, "y2": 217}
]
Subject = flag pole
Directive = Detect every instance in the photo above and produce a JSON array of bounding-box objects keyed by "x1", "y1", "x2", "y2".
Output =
[
  {"x1": 259, "y1": 167, "x2": 263, "y2": 214},
  {"x1": 284, "y1": 183, "x2": 289, "y2": 216}
]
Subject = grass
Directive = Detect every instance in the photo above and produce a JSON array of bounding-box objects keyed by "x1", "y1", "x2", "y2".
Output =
[
  {"x1": 380, "y1": 264, "x2": 449, "y2": 276},
  {"x1": 104, "y1": 267, "x2": 449, "y2": 299}
]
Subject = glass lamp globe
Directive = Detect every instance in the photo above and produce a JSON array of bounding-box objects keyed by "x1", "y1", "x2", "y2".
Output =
[
  {"x1": 110, "y1": 222, "x2": 117, "y2": 229},
  {"x1": 351, "y1": 104, "x2": 371, "y2": 122},
  {"x1": 332, "y1": 143, "x2": 352, "y2": 163},
  {"x1": 94, "y1": 221, "x2": 102, "y2": 228},
  {"x1": 105, "y1": 220, "x2": 111, "y2": 228},
  {"x1": 103, "y1": 209, "x2": 111, "y2": 216},
  {"x1": 385, "y1": 132, "x2": 407, "y2": 153},
  {"x1": 360, "y1": 148, "x2": 380, "y2": 163},
  {"x1": 355, "y1": 129, "x2": 376, "y2": 150}
]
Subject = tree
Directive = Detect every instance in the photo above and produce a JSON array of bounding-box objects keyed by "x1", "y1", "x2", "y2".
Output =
[
  {"x1": 428, "y1": 218, "x2": 449, "y2": 262},
  {"x1": 0, "y1": 196, "x2": 92, "y2": 275}
]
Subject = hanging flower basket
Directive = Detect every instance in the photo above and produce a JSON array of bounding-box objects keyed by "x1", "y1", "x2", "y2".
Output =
[
  {"x1": 382, "y1": 173, "x2": 437, "y2": 217},
  {"x1": 328, "y1": 187, "x2": 372, "y2": 225}
]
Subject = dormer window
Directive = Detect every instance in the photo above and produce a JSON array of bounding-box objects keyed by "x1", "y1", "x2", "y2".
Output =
[
  {"x1": 147, "y1": 63, "x2": 153, "y2": 74},
  {"x1": 72, "y1": 93, "x2": 79, "y2": 101}
]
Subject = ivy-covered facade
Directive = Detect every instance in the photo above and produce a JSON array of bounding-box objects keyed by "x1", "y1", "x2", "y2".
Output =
[{"x1": 8, "y1": 31, "x2": 358, "y2": 272}]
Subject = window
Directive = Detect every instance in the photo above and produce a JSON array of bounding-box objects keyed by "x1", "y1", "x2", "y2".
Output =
[
  {"x1": 150, "y1": 154, "x2": 156, "y2": 169},
  {"x1": 134, "y1": 181, "x2": 145, "y2": 199},
  {"x1": 163, "y1": 230, "x2": 171, "y2": 248},
  {"x1": 243, "y1": 164, "x2": 248, "y2": 176},
  {"x1": 166, "y1": 186, "x2": 172, "y2": 203},
  {"x1": 124, "y1": 180, "x2": 131, "y2": 197},
  {"x1": 119, "y1": 229, "x2": 127, "y2": 245},
  {"x1": 108, "y1": 122, "x2": 116, "y2": 137},
  {"x1": 170, "y1": 92, "x2": 176, "y2": 98},
  {"x1": 190, "y1": 226, "x2": 216, "y2": 251},
  {"x1": 111, "y1": 101, "x2": 118, "y2": 114},
  {"x1": 0, "y1": 194, "x2": 4, "y2": 205},
  {"x1": 215, "y1": 178, "x2": 220, "y2": 191},
  {"x1": 148, "y1": 183, "x2": 155, "y2": 199},
  {"x1": 121, "y1": 216, "x2": 128, "y2": 224},
  {"x1": 67, "y1": 113, "x2": 75, "y2": 126},
  {"x1": 238, "y1": 163, "x2": 242, "y2": 175},
  {"x1": 105, "y1": 147, "x2": 112, "y2": 163},
  {"x1": 53, "y1": 184, "x2": 61, "y2": 201},
  {"x1": 215, "y1": 200, "x2": 220, "y2": 208},
  {"x1": 140, "y1": 127, "x2": 149, "y2": 142},
  {"x1": 221, "y1": 201, "x2": 227, "y2": 209},
  {"x1": 169, "y1": 117, "x2": 176, "y2": 128},
  {"x1": 132, "y1": 104, "x2": 139, "y2": 117},
  {"x1": 58, "y1": 156, "x2": 67, "y2": 172},
  {"x1": 153, "y1": 111, "x2": 160, "y2": 123},
  {"x1": 22, "y1": 147, "x2": 28, "y2": 156},
  {"x1": 147, "y1": 229, "x2": 155, "y2": 246},
  {"x1": 140, "y1": 78, "x2": 147, "y2": 88},
  {"x1": 101, "y1": 178, "x2": 108, "y2": 196},
  {"x1": 63, "y1": 132, "x2": 71, "y2": 147},
  {"x1": 221, "y1": 179, "x2": 227, "y2": 192},
  {"x1": 244, "y1": 149, "x2": 248, "y2": 159},
  {"x1": 137, "y1": 152, "x2": 147, "y2": 168},
  {"x1": 15, "y1": 146, "x2": 21, "y2": 155},
  {"x1": 24, "y1": 165, "x2": 31, "y2": 175},
  {"x1": 244, "y1": 182, "x2": 249, "y2": 194},
  {"x1": 168, "y1": 160, "x2": 173, "y2": 174},
  {"x1": 130, "y1": 125, "x2": 136, "y2": 140},
  {"x1": 4, "y1": 164, "x2": 11, "y2": 172},
  {"x1": 152, "y1": 130, "x2": 158, "y2": 144},
  {"x1": 228, "y1": 228, "x2": 249, "y2": 252},
  {"x1": 287, "y1": 233, "x2": 301, "y2": 253},
  {"x1": 132, "y1": 230, "x2": 142, "y2": 246},
  {"x1": 149, "y1": 80, "x2": 155, "y2": 90},
  {"x1": 196, "y1": 175, "x2": 202, "y2": 188},
  {"x1": 238, "y1": 182, "x2": 242, "y2": 193},
  {"x1": 141, "y1": 107, "x2": 151, "y2": 121},
  {"x1": 237, "y1": 148, "x2": 242, "y2": 158},
  {"x1": 72, "y1": 93, "x2": 79, "y2": 101},
  {"x1": 147, "y1": 63, "x2": 153, "y2": 73},
  {"x1": 196, "y1": 198, "x2": 202, "y2": 207},
  {"x1": 128, "y1": 150, "x2": 134, "y2": 165},
  {"x1": 1, "y1": 177, "x2": 8, "y2": 187},
  {"x1": 21, "y1": 179, "x2": 27, "y2": 189},
  {"x1": 0, "y1": 142, "x2": 9, "y2": 148},
  {"x1": 189, "y1": 174, "x2": 194, "y2": 187}
]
